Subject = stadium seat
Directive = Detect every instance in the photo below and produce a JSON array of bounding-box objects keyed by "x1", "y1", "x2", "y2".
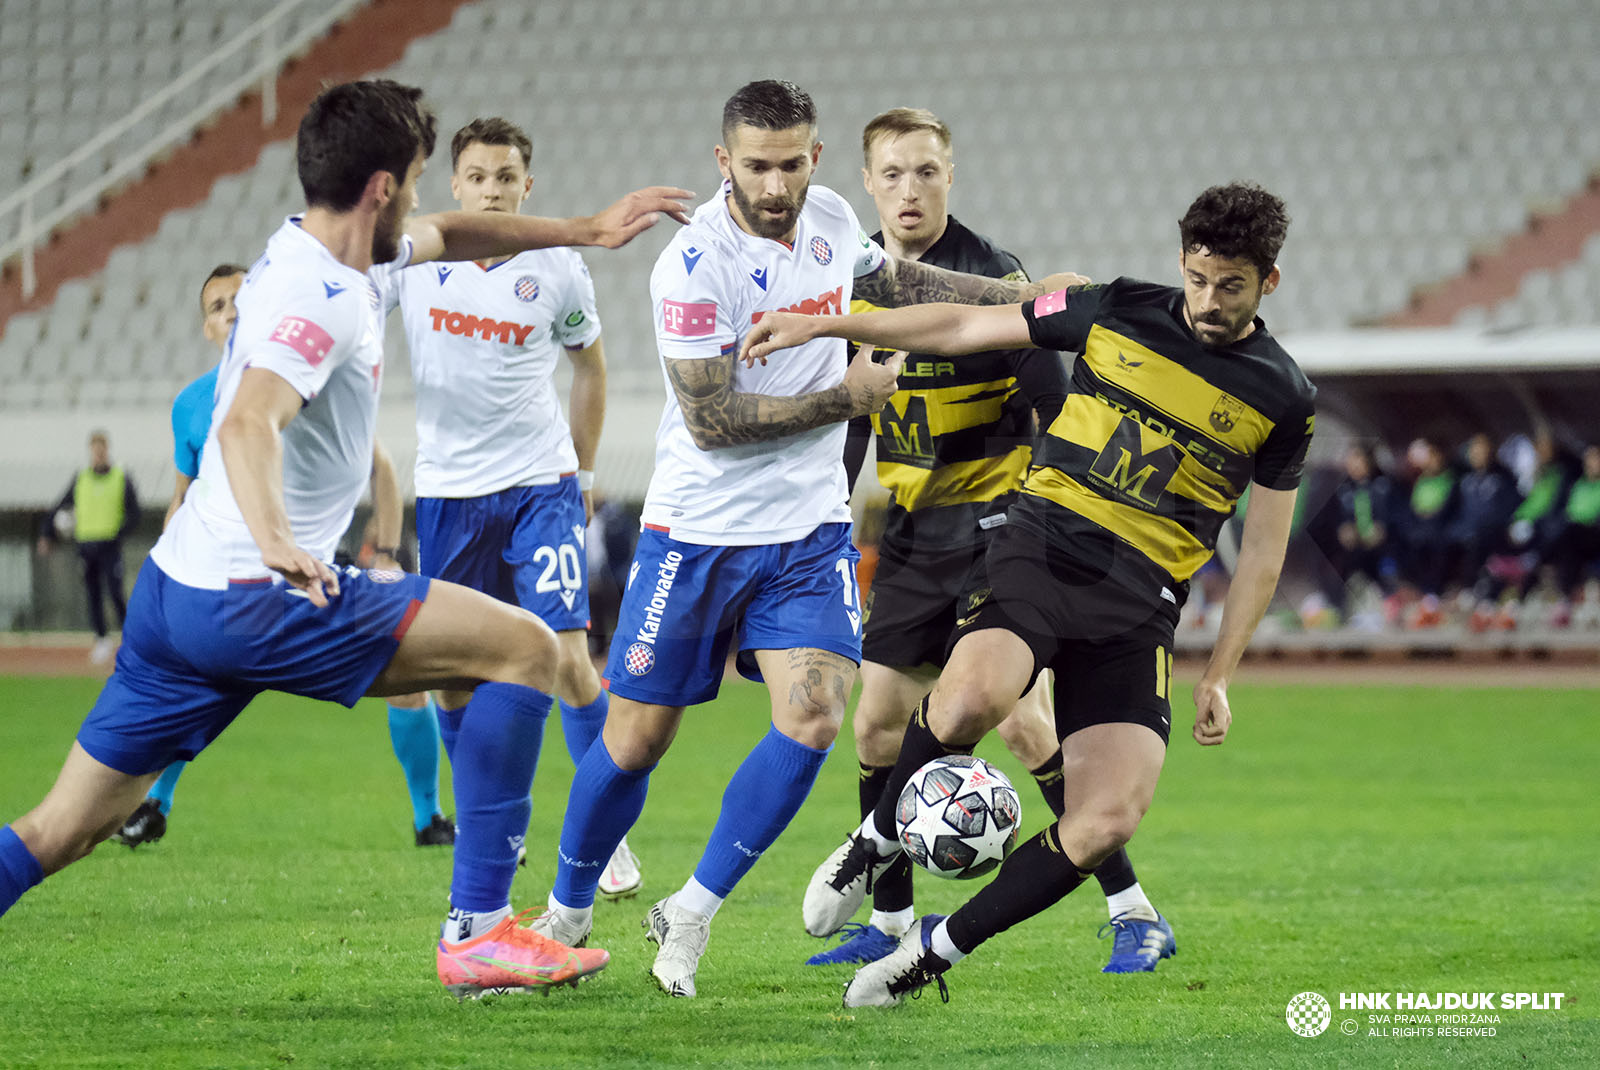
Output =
[{"x1": 5, "y1": 0, "x2": 1597, "y2": 445}]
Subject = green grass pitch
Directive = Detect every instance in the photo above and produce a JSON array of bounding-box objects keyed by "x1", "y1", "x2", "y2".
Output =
[{"x1": 1, "y1": 673, "x2": 1595, "y2": 1068}]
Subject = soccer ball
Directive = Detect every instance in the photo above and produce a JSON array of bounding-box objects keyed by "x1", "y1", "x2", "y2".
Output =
[{"x1": 895, "y1": 755, "x2": 1022, "y2": 880}]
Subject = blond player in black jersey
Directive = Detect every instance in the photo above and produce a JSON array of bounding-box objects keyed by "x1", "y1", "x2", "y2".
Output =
[{"x1": 745, "y1": 182, "x2": 1315, "y2": 1008}]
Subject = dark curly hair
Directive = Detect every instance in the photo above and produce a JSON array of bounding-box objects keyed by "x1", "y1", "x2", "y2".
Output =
[
  {"x1": 1178, "y1": 182, "x2": 1289, "y2": 281},
  {"x1": 297, "y1": 80, "x2": 438, "y2": 211}
]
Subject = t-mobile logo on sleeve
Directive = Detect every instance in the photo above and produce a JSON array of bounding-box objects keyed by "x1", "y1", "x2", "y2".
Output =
[
  {"x1": 1033, "y1": 289, "x2": 1068, "y2": 318},
  {"x1": 662, "y1": 300, "x2": 717, "y2": 337},
  {"x1": 269, "y1": 316, "x2": 334, "y2": 366}
]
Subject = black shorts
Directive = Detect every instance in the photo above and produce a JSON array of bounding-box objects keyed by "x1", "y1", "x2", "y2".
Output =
[
  {"x1": 950, "y1": 519, "x2": 1182, "y2": 745},
  {"x1": 860, "y1": 537, "x2": 991, "y2": 670}
]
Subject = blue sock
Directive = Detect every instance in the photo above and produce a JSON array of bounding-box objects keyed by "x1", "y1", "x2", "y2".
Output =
[
  {"x1": 1, "y1": 825, "x2": 44, "y2": 917},
  {"x1": 552, "y1": 741, "x2": 653, "y2": 910},
  {"x1": 448, "y1": 682, "x2": 551, "y2": 913},
  {"x1": 560, "y1": 689, "x2": 609, "y2": 766},
  {"x1": 693, "y1": 725, "x2": 829, "y2": 898},
  {"x1": 147, "y1": 761, "x2": 186, "y2": 816},
  {"x1": 388, "y1": 698, "x2": 442, "y2": 831},
  {"x1": 436, "y1": 702, "x2": 466, "y2": 762}
]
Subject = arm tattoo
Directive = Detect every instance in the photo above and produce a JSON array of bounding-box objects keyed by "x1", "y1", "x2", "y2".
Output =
[
  {"x1": 854, "y1": 256, "x2": 1048, "y2": 308},
  {"x1": 666, "y1": 350, "x2": 854, "y2": 449}
]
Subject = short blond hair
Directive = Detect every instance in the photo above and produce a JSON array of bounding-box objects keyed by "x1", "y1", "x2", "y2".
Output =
[{"x1": 861, "y1": 107, "x2": 951, "y2": 167}]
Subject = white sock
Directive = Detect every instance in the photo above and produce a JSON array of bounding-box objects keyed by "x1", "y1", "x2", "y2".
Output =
[
  {"x1": 859, "y1": 814, "x2": 899, "y2": 856},
  {"x1": 674, "y1": 877, "x2": 724, "y2": 919},
  {"x1": 870, "y1": 907, "x2": 914, "y2": 938},
  {"x1": 929, "y1": 919, "x2": 967, "y2": 965},
  {"x1": 1105, "y1": 881, "x2": 1159, "y2": 922},
  {"x1": 443, "y1": 904, "x2": 511, "y2": 943},
  {"x1": 547, "y1": 891, "x2": 593, "y2": 929}
]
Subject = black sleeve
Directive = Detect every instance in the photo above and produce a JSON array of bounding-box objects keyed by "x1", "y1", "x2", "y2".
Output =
[
  {"x1": 1020, "y1": 281, "x2": 1107, "y2": 354},
  {"x1": 843, "y1": 414, "x2": 873, "y2": 496},
  {"x1": 120, "y1": 473, "x2": 142, "y2": 538},
  {"x1": 1008, "y1": 347, "x2": 1069, "y2": 431},
  {"x1": 1253, "y1": 393, "x2": 1317, "y2": 491},
  {"x1": 38, "y1": 477, "x2": 77, "y2": 540},
  {"x1": 992, "y1": 249, "x2": 1028, "y2": 282}
]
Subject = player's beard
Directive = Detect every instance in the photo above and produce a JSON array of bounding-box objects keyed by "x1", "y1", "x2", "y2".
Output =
[
  {"x1": 730, "y1": 179, "x2": 807, "y2": 241},
  {"x1": 371, "y1": 196, "x2": 406, "y2": 265},
  {"x1": 1185, "y1": 297, "x2": 1258, "y2": 348}
]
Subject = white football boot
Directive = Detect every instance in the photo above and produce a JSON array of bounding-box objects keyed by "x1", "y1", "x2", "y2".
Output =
[
  {"x1": 644, "y1": 895, "x2": 711, "y2": 998},
  {"x1": 843, "y1": 914, "x2": 951, "y2": 1008},
  {"x1": 802, "y1": 822, "x2": 900, "y2": 937},
  {"x1": 598, "y1": 836, "x2": 643, "y2": 899}
]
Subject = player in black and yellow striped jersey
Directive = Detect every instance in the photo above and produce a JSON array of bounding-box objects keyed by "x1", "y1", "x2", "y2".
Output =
[
  {"x1": 747, "y1": 182, "x2": 1315, "y2": 1007},
  {"x1": 809, "y1": 108, "x2": 1170, "y2": 974}
]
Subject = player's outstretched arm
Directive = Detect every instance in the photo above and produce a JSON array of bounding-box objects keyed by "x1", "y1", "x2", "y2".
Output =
[
  {"x1": 741, "y1": 303, "x2": 1031, "y2": 367},
  {"x1": 404, "y1": 186, "x2": 694, "y2": 264},
  {"x1": 1192, "y1": 483, "x2": 1299, "y2": 746},
  {"x1": 667, "y1": 345, "x2": 903, "y2": 450},
  {"x1": 855, "y1": 255, "x2": 1088, "y2": 308},
  {"x1": 217, "y1": 368, "x2": 341, "y2": 606}
]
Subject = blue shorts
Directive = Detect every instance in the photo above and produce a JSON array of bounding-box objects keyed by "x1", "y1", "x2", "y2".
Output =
[
  {"x1": 416, "y1": 478, "x2": 589, "y2": 632},
  {"x1": 604, "y1": 522, "x2": 862, "y2": 707},
  {"x1": 76, "y1": 559, "x2": 431, "y2": 775}
]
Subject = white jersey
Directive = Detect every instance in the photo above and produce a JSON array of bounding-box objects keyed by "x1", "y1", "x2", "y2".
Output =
[
  {"x1": 394, "y1": 247, "x2": 602, "y2": 498},
  {"x1": 152, "y1": 218, "x2": 412, "y2": 588},
  {"x1": 643, "y1": 182, "x2": 886, "y2": 544}
]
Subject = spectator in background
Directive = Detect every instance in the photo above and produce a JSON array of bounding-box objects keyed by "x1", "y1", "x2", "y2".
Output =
[
  {"x1": 1313, "y1": 443, "x2": 1401, "y2": 624},
  {"x1": 1448, "y1": 433, "x2": 1520, "y2": 598},
  {"x1": 1396, "y1": 437, "x2": 1458, "y2": 627},
  {"x1": 1471, "y1": 429, "x2": 1580, "y2": 630},
  {"x1": 1510, "y1": 431, "x2": 1580, "y2": 553},
  {"x1": 1547, "y1": 444, "x2": 1600, "y2": 628},
  {"x1": 35, "y1": 431, "x2": 141, "y2": 664}
]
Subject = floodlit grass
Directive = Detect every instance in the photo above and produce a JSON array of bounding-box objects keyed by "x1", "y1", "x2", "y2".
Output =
[{"x1": 1, "y1": 674, "x2": 1596, "y2": 1068}]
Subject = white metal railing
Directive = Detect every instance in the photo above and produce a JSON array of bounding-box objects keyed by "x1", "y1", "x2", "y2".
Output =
[{"x1": 0, "y1": 0, "x2": 368, "y2": 300}]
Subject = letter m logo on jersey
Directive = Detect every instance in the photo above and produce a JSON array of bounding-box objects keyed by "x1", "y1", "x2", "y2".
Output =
[
  {"x1": 1088, "y1": 417, "x2": 1180, "y2": 509},
  {"x1": 876, "y1": 393, "x2": 936, "y2": 469}
]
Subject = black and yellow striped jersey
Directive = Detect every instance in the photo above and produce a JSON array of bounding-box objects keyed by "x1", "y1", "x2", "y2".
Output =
[
  {"x1": 853, "y1": 217, "x2": 1068, "y2": 551},
  {"x1": 1017, "y1": 277, "x2": 1316, "y2": 593}
]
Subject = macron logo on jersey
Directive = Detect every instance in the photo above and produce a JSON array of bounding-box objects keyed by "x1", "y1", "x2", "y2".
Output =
[
  {"x1": 427, "y1": 308, "x2": 538, "y2": 345},
  {"x1": 436, "y1": 265, "x2": 453, "y2": 285},
  {"x1": 269, "y1": 316, "x2": 334, "y2": 366},
  {"x1": 750, "y1": 267, "x2": 768, "y2": 291},
  {"x1": 322, "y1": 281, "x2": 345, "y2": 299},
  {"x1": 682, "y1": 246, "x2": 704, "y2": 275},
  {"x1": 749, "y1": 285, "x2": 843, "y2": 325},
  {"x1": 663, "y1": 300, "x2": 717, "y2": 337}
]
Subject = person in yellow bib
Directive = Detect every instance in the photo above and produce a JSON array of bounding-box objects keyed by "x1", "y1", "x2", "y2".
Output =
[{"x1": 36, "y1": 431, "x2": 142, "y2": 664}]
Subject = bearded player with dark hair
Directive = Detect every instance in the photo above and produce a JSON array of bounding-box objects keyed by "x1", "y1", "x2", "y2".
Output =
[{"x1": 746, "y1": 181, "x2": 1314, "y2": 1008}]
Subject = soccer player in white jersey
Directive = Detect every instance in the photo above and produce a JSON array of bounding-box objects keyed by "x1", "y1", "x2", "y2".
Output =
[
  {"x1": 0, "y1": 79, "x2": 692, "y2": 1000},
  {"x1": 528, "y1": 80, "x2": 1081, "y2": 999},
  {"x1": 394, "y1": 115, "x2": 639, "y2": 897},
  {"x1": 114, "y1": 264, "x2": 454, "y2": 852}
]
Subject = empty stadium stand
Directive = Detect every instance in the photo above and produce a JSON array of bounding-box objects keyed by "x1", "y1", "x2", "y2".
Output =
[{"x1": 0, "y1": 0, "x2": 1596, "y2": 511}]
